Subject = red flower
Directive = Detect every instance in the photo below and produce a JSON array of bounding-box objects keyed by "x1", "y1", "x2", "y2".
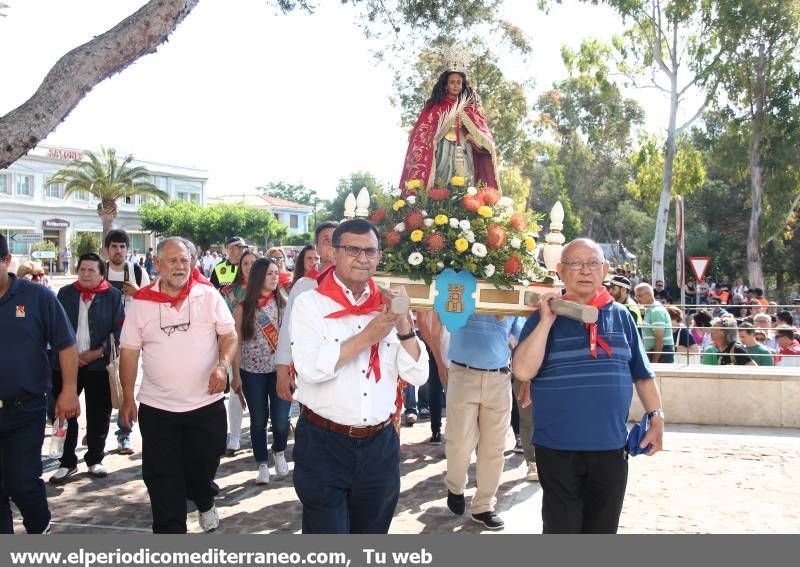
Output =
[
  {"x1": 486, "y1": 224, "x2": 507, "y2": 249},
  {"x1": 510, "y1": 212, "x2": 527, "y2": 232},
  {"x1": 425, "y1": 232, "x2": 445, "y2": 252},
  {"x1": 370, "y1": 208, "x2": 387, "y2": 224},
  {"x1": 405, "y1": 210, "x2": 425, "y2": 230},
  {"x1": 427, "y1": 187, "x2": 451, "y2": 201},
  {"x1": 504, "y1": 255, "x2": 522, "y2": 276},
  {"x1": 477, "y1": 186, "x2": 500, "y2": 206},
  {"x1": 385, "y1": 231, "x2": 402, "y2": 248},
  {"x1": 461, "y1": 195, "x2": 483, "y2": 213}
]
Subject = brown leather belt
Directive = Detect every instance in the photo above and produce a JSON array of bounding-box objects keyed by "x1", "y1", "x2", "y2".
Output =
[{"x1": 300, "y1": 406, "x2": 392, "y2": 439}]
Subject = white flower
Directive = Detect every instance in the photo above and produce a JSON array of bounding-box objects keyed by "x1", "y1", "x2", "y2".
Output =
[
  {"x1": 459, "y1": 219, "x2": 471, "y2": 231},
  {"x1": 390, "y1": 188, "x2": 402, "y2": 198},
  {"x1": 423, "y1": 218, "x2": 435, "y2": 227},
  {"x1": 449, "y1": 217, "x2": 460, "y2": 228},
  {"x1": 394, "y1": 223, "x2": 406, "y2": 232},
  {"x1": 484, "y1": 264, "x2": 496, "y2": 277},
  {"x1": 407, "y1": 195, "x2": 417, "y2": 204},
  {"x1": 408, "y1": 252, "x2": 424, "y2": 266},
  {"x1": 521, "y1": 279, "x2": 530, "y2": 286},
  {"x1": 436, "y1": 262, "x2": 444, "y2": 269},
  {"x1": 421, "y1": 210, "x2": 428, "y2": 217},
  {"x1": 472, "y1": 243, "x2": 488, "y2": 258},
  {"x1": 467, "y1": 186, "x2": 478, "y2": 195},
  {"x1": 464, "y1": 230, "x2": 476, "y2": 243},
  {"x1": 499, "y1": 196, "x2": 514, "y2": 208},
  {"x1": 510, "y1": 237, "x2": 522, "y2": 249}
]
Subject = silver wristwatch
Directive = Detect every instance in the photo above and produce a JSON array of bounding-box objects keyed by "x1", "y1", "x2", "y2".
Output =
[{"x1": 647, "y1": 409, "x2": 665, "y2": 419}]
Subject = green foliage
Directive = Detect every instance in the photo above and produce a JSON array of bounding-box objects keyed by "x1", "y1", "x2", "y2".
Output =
[
  {"x1": 284, "y1": 232, "x2": 313, "y2": 246},
  {"x1": 70, "y1": 232, "x2": 100, "y2": 258},
  {"x1": 497, "y1": 167, "x2": 531, "y2": 212},
  {"x1": 319, "y1": 171, "x2": 385, "y2": 222},
  {"x1": 140, "y1": 201, "x2": 287, "y2": 251},
  {"x1": 258, "y1": 181, "x2": 317, "y2": 206},
  {"x1": 31, "y1": 240, "x2": 57, "y2": 253}
]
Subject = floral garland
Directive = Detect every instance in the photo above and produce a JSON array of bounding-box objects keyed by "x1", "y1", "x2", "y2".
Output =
[{"x1": 371, "y1": 176, "x2": 548, "y2": 287}]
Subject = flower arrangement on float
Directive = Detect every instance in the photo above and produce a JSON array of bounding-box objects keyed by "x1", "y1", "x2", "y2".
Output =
[{"x1": 370, "y1": 176, "x2": 548, "y2": 288}]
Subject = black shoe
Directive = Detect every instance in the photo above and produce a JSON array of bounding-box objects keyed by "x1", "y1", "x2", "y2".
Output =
[
  {"x1": 447, "y1": 490, "x2": 465, "y2": 515},
  {"x1": 471, "y1": 511, "x2": 505, "y2": 530},
  {"x1": 428, "y1": 431, "x2": 442, "y2": 445}
]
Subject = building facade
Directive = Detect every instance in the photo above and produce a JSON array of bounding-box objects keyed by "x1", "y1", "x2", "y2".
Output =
[
  {"x1": 206, "y1": 193, "x2": 313, "y2": 237},
  {"x1": 0, "y1": 145, "x2": 207, "y2": 269}
]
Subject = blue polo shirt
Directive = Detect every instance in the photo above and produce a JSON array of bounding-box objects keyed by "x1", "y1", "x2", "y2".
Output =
[
  {"x1": 518, "y1": 302, "x2": 654, "y2": 451},
  {"x1": 448, "y1": 315, "x2": 523, "y2": 370},
  {"x1": 0, "y1": 274, "x2": 75, "y2": 399}
]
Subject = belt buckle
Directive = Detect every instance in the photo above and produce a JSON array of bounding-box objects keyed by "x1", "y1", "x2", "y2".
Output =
[
  {"x1": 348, "y1": 425, "x2": 355, "y2": 437},
  {"x1": 0, "y1": 400, "x2": 4, "y2": 409}
]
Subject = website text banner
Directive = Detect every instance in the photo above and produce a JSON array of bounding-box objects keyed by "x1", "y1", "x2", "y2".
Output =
[{"x1": 0, "y1": 535, "x2": 793, "y2": 567}]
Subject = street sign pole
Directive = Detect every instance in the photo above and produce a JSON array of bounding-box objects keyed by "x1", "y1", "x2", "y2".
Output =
[{"x1": 676, "y1": 196, "x2": 685, "y2": 308}]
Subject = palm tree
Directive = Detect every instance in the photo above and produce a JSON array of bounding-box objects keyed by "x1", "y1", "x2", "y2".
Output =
[{"x1": 46, "y1": 147, "x2": 169, "y2": 241}]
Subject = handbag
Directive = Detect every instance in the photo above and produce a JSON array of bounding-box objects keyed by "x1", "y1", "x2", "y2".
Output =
[
  {"x1": 625, "y1": 412, "x2": 653, "y2": 457},
  {"x1": 106, "y1": 333, "x2": 124, "y2": 410}
]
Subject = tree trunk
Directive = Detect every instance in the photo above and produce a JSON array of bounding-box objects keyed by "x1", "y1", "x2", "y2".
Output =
[
  {"x1": 98, "y1": 200, "x2": 119, "y2": 250},
  {"x1": 747, "y1": 44, "x2": 767, "y2": 291},
  {"x1": 651, "y1": 71, "x2": 679, "y2": 285},
  {"x1": 0, "y1": 0, "x2": 198, "y2": 169}
]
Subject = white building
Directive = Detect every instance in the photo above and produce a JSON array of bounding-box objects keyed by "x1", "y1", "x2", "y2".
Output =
[
  {"x1": 207, "y1": 193, "x2": 313, "y2": 237},
  {"x1": 0, "y1": 145, "x2": 207, "y2": 267}
]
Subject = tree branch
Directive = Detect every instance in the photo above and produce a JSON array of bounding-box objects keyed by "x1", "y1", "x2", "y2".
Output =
[
  {"x1": 676, "y1": 87, "x2": 715, "y2": 133},
  {"x1": 0, "y1": 0, "x2": 199, "y2": 169},
  {"x1": 765, "y1": 192, "x2": 800, "y2": 246}
]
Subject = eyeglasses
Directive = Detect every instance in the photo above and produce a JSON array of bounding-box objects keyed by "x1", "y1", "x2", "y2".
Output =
[
  {"x1": 335, "y1": 245, "x2": 381, "y2": 259},
  {"x1": 159, "y1": 303, "x2": 191, "y2": 336},
  {"x1": 269, "y1": 256, "x2": 285, "y2": 263},
  {"x1": 561, "y1": 260, "x2": 604, "y2": 272}
]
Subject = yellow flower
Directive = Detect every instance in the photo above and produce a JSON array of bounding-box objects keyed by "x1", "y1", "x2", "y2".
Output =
[
  {"x1": 392, "y1": 199, "x2": 406, "y2": 211},
  {"x1": 525, "y1": 237, "x2": 536, "y2": 252},
  {"x1": 451, "y1": 176, "x2": 466, "y2": 187},
  {"x1": 406, "y1": 179, "x2": 422, "y2": 191},
  {"x1": 455, "y1": 238, "x2": 469, "y2": 253},
  {"x1": 477, "y1": 205, "x2": 493, "y2": 218},
  {"x1": 434, "y1": 214, "x2": 449, "y2": 225},
  {"x1": 410, "y1": 230, "x2": 424, "y2": 242}
]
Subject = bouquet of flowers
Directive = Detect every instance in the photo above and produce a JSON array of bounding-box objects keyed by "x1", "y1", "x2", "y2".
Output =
[{"x1": 371, "y1": 176, "x2": 548, "y2": 287}]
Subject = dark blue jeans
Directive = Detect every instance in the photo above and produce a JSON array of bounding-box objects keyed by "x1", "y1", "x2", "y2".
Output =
[
  {"x1": 0, "y1": 395, "x2": 50, "y2": 533},
  {"x1": 240, "y1": 369, "x2": 290, "y2": 463},
  {"x1": 293, "y1": 415, "x2": 400, "y2": 534}
]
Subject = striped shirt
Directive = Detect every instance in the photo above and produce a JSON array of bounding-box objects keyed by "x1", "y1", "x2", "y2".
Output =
[{"x1": 519, "y1": 302, "x2": 654, "y2": 451}]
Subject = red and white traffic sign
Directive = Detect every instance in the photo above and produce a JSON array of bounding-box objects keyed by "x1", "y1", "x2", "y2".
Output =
[{"x1": 689, "y1": 257, "x2": 711, "y2": 281}]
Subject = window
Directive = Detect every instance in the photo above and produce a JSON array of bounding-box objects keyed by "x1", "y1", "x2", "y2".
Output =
[
  {"x1": 177, "y1": 192, "x2": 189, "y2": 201},
  {"x1": 189, "y1": 193, "x2": 200, "y2": 204},
  {"x1": 7, "y1": 231, "x2": 31, "y2": 254},
  {"x1": 45, "y1": 183, "x2": 62, "y2": 199},
  {"x1": 290, "y1": 214, "x2": 299, "y2": 229},
  {"x1": 73, "y1": 190, "x2": 89, "y2": 201},
  {"x1": 274, "y1": 213, "x2": 281, "y2": 222},
  {"x1": 0, "y1": 173, "x2": 8, "y2": 194},
  {"x1": 16, "y1": 175, "x2": 32, "y2": 196},
  {"x1": 153, "y1": 175, "x2": 168, "y2": 190}
]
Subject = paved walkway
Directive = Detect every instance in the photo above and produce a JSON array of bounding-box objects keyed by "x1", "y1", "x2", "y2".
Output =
[{"x1": 21, "y1": 404, "x2": 800, "y2": 534}]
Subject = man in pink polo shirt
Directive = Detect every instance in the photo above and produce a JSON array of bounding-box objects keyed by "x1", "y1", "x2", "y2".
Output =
[{"x1": 119, "y1": 237, "x2": 237, "y2": 534}]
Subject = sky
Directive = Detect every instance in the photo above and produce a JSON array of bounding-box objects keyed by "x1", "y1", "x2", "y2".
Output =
[{"x1": 0, "y1": 0, "x2": 703, "y2": 201}]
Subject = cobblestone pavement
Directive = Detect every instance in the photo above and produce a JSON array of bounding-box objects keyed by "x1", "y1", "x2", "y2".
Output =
[{"x1": 21, "y1": 404, "x2": 800, "y2": 534}]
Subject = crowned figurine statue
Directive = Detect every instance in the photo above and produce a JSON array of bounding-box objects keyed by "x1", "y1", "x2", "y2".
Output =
[{"x1": 399, "y1": 44, "x2": 499, "y2": 193}]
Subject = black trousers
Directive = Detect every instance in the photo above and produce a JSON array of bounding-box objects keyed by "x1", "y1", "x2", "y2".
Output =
[
  {"x1": 138, "y1": 400, "x2": 226, "y2": 534},
  {"x1": 293, "y1": 415, "x2": 400, "y2": 534},
  {"x1": 52, "y1": 369, "x2": 111, "y2": 468},
  {"x1": 535, "y1": 445, "x2": 628, "y2": 534}
]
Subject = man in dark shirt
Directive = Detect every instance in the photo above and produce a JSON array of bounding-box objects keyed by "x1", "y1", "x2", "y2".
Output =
[
  {"x1": 0, "y1": 234, "x2": 80, "y2": 533},
  {"x1": 653, "y1": 280, "x2": 673, "y2": 304}
]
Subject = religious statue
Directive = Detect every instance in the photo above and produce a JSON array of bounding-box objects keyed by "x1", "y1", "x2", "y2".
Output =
[{"x1": 399, "y1": 45, "x2": 499, "y2": 192}]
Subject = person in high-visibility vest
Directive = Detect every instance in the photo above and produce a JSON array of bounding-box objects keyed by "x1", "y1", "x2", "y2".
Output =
[{"x1": 210, "y1": 236, "x2": 247, "y2": 289}]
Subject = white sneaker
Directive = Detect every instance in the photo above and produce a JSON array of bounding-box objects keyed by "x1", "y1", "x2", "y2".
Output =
[
  {"x1": 88, "y1": 464, "x2": 108, "y2": 478},
  {"x1": 526, "y1": 461, "x2": 539, "y2": 482},
  {"x1": 198, "y1": 505, "x2": 219, "y2": 532},
  {"x1": 49, "y1": 466, "x2": 77, "y2": 485},
  {"x1": 274, "y1": 451, "x2": 289, "y2": 477},
  {"x1": 256, "y1": 463, "x2": 270, "y2": 485}
]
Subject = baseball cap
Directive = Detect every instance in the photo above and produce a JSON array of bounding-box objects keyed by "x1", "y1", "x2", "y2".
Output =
[
  {"x1": 226, "y1": 236, "x2": 247, "y2": 247},
  {"x1": 609, "y1": 275, "x2": 632, "y2": 290}
]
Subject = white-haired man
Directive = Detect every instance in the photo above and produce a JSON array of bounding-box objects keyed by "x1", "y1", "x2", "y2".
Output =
[
  {"x1": 513, "y1": 238, "x2": 663, "y2": 533},
  {"x1": 634, "y1": 283, "x2": 674, "y2": 363}
]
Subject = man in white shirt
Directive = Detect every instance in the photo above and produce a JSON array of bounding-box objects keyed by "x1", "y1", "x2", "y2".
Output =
[
  {"x1": 103, "y1": 229, "x2": 150, "y2": 455},
  {"x1": 290, "y1": 219, "x2": 429, "y2": 534}
]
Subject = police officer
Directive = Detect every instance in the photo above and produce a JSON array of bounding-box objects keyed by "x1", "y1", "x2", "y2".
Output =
[{"x1": 210, "y1": 237, "x2": 247, "y2": 289}]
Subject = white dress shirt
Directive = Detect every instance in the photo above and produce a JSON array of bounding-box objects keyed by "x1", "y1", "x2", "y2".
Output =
[
  {"x1": 76, "y1": 298, "x2": 92, "y2": 353},
  {"x1": 276, "y1": 275, "x2": 318, "y2": 366},
  {"x1": 290, "y1": 274, "x2": 429, "y2": 426}
]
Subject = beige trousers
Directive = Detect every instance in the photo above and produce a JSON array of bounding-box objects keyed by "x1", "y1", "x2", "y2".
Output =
[{"x1": 444, "y1": 364, "x2": 512, "y2": 514}]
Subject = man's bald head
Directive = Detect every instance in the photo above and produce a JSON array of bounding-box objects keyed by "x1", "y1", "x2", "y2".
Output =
[{"x1": 561, "y1": 238, "x2": 606, "y2": 263}]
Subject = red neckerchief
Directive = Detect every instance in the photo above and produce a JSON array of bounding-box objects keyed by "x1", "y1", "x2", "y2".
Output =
[
  {"x1": 278, "y1": 272, "x2": 291, "y2": 289},
  {"x1": 257, "y1": 292, "x2": 275, "y2": 308},
  {"x1": 315, "y1": 269, "x2": 386, "y2": 381},
  {"x1": 73, "y1": 280, "x2": 111, "y2": 302},
  {"x1": 305, "y1": 263, "x2": 333, "y2": 281},
  {"x1": 583, "y1": 287, "x2": 614, "y2": 358},
  {"x1": 192, "y1": 267, "x2": 213, "y2": 286},
  {"x1": 134, "y1": 277, "x2": 195, "y2": 307}
]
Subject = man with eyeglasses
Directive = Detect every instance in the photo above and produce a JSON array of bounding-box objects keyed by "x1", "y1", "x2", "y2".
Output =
[
  {"x1": 513, "y1": 238, "x2": 663, "y2": 534},
  {"x1": 289, "y1": 219, "x2": 428, "y2": 534},
  {"x1": 118, "y1": 237, "x2": 237, "y2": 533},
  {"x1": 634, "y1": 282, "x2": 675, "y2": 363}
]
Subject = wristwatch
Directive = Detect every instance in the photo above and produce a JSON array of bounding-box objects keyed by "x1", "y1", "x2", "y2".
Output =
[
  {"x1": 396, "y1": 330, "x2": 417, "y2": 341},
  {"x1": 647, "y1": 409, "x2": 665, "y2": 419}
]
